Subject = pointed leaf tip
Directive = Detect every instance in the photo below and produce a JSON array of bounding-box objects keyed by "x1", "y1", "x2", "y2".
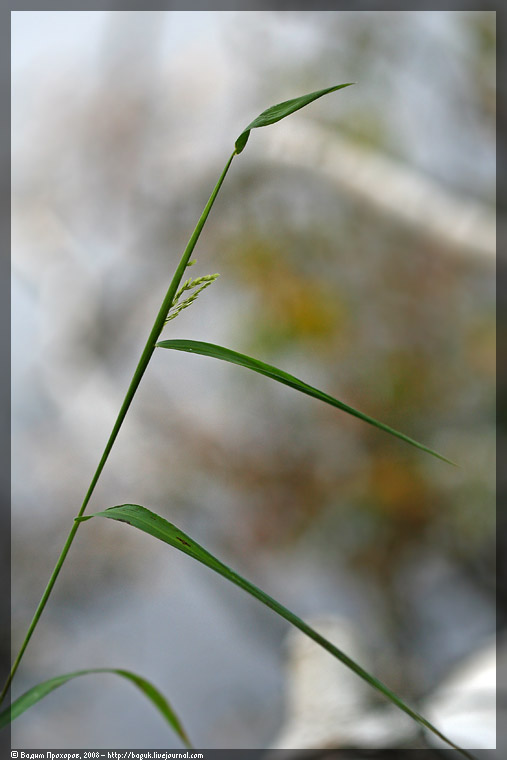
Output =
[
  {"x1": 0, "y1": 668, "x2": 191, "y2": 747},
  {"x1": 81, "y1": 504, "x2": 474, "y2": 759},
  {"x1": 155, "y1": 339, "x2": 454, "y2": 465},
  {"x1": 235, "y1": 83, "x2": 355, "y2": 154}
]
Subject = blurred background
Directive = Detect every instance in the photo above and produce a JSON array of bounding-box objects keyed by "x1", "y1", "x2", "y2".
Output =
[{"x1": 11, "y1": 10, "x2": 496, "y2": 751}]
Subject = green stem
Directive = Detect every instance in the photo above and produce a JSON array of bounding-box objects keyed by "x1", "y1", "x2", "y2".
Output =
[{"x1": 1, "y1": 150, "x2": 237, "y2": 704}]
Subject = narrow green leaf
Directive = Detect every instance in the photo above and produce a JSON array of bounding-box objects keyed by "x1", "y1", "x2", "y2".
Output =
[
  {"x1": 235, "y1": 83, "x2": 354, "y2": 154},
  {"x1": 156, "y1": 339, "x2": 455, "y2": 465},
  {"x1": 77, "y1": 505, "x2": 475, "y2": 760},
  {"x1": 0, "y1": 667, "x2": 191, "y2": 747}
]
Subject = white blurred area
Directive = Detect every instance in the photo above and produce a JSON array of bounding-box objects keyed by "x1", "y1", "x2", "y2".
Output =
[
  {"x1": 270, "y1": 616, "x2": 497, "y2": 752},
  {"x1": 11, "y1": 11, "x2": 496, "y2": 750}
]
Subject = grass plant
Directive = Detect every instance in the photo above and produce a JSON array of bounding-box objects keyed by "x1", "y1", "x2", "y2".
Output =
[{"x1": 3, "y1": 84, "x2": 474, "y2": 757}]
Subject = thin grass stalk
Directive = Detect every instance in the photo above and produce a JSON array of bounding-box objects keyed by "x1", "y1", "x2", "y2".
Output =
[
  {"x1": 4, "y1": 83, "x2": 468, "y2": 757},
  {"x1": 1, "y1": 151, "x2": 237, "y2": 704}
]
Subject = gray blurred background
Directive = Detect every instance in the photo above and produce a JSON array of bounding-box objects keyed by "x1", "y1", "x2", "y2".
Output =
[{"x1": 11, "y1": 10, "x2": 495, "y2": 750}]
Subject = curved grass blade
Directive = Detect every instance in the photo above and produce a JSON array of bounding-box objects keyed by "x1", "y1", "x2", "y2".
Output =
[
  {"x1": 77, "y1": 505, "x2": 475, "y2": 760},
  {"x1": 156, "y1": 339, "x2": 455, "y2": 465},
  {"x1": 0, "y1": 667, "x2": 191, "y2": 746},
  {"x1": 235, "y1": 83, "x2": 354, "y2": 154}
]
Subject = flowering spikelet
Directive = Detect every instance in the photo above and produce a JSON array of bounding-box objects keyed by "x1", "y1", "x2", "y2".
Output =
[{"x1": 165, "y1": 273, "x2": 220, "y2": 323}]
